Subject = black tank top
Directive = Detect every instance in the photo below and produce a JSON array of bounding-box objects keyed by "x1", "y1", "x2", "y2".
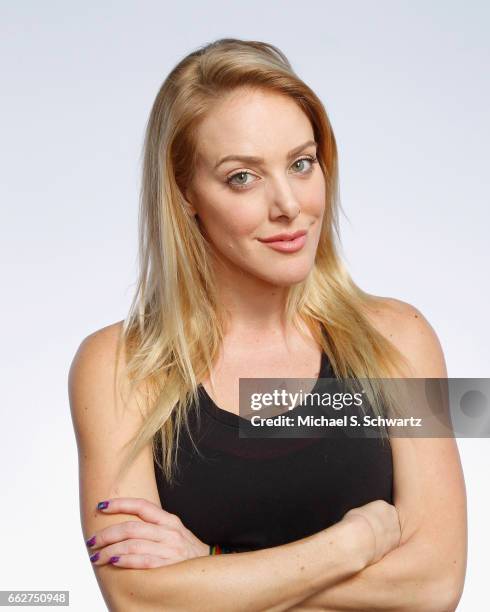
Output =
[{"x1": 153, "y1": 350, "x2": 394, "y2": 552}]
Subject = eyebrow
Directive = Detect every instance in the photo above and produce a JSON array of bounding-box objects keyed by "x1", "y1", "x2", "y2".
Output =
[{"x1": 214, "y1": 139, "x2": 317, "y2": 170}]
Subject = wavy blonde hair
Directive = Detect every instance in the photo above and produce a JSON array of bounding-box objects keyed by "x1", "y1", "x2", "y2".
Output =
[{"x1": 113, "y1": 38, "x2": 412, "y2": 485}]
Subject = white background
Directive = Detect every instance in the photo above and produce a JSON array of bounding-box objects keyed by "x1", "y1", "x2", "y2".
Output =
[{"x1": 1, "y1": 1, "x2": 488, "y2": 610}]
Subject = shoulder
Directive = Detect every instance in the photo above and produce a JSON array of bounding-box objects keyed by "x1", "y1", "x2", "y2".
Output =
[
  {"x1": 69, "y1": 320, "x2": 125, "y2": 380},
  {"x1": 362, "y1": 295, "x2": 447, "y2": 378},
  {"x1": 69, "y1": 320, "x2": 127, "y2": 406},
  {"x1": 68, "y1": 318, "x2": 153, "y2": 448},
  {"x1": 68, "y1": 320, "x2": 162, "y2": 608},
  {"x1": 68, "y1": 319, "x2": 151, "y2": 472},
  {"x1": 69, "y1": 321, "x2": 124, "y2": 430}
]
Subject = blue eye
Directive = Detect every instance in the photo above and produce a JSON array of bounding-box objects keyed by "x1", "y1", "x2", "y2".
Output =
[
  {"x1": 228, "y1": 170, "x2": 253, "y2": 188},
  {"x1": 291, "y1": 157, "x2": 315, "y2": 173},
  {"x1": 226, "y1": 155, "x2": 318, "y2": 191}
]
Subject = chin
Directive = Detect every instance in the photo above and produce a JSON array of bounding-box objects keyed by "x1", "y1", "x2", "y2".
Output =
[
  {"x1": 261, "y1": 265, "x2": 313, "y2": 287},
  {"x1": 270, "y1": 278, "x2": 308, "y2": 288}
]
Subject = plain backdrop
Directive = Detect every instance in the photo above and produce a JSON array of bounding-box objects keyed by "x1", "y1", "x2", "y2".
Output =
[{"x1": 1, "y1": 1, "x2": 488, "y2": 610}]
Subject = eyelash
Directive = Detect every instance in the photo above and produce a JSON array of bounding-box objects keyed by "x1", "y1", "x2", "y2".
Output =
[{"x1": 225, "y1": 155, "x2": 318, "y2": 191}]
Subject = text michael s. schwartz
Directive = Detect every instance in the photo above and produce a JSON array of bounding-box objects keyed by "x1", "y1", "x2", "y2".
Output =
[{"x1": 249, "y1": 414, "x2": 423, "y2": 427}]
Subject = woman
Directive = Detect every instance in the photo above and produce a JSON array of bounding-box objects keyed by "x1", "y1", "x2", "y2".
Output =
[{"x1": 69, "y1": 38, "x2": 467, "y2": 611}]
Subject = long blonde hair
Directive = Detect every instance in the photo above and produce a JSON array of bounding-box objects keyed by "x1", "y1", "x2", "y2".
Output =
[{"x1": 113, "y1": 38, "x2": 412, "y2": 485}]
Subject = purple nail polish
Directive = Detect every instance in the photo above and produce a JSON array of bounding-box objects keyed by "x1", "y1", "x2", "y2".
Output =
[
  {"x1": 90, "y1": 552, "x2": 100, "y2": 563},
  {"x1": 109, "y1": 556, "x2": 120, "y2": 564},
  {"x1": 86, "y1": 535, "x2": 96, "y2": 547},
  {"x1": 97, "y1": 501, "x2": 109, "y2": 510}
]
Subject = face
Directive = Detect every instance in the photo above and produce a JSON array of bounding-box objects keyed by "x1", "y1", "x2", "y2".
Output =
[{"x1": 185, "y1": 88, "x2": 326, "y2": 287}]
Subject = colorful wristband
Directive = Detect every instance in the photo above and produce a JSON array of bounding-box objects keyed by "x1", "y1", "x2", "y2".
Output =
[{"x1": 209, "y1": 544, "x2": 234, "y2": 554}]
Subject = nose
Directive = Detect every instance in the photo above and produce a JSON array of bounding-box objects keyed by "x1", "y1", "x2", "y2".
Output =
[{"x1": 267, "y1": 176, "x2": 301, "y2": 220}]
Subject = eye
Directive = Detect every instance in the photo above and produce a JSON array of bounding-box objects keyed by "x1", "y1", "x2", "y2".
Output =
[
  {"x1": 226, "y1": 170, "x2": 257, "y2": 189},
  {"x1": 226, "y1": 155, "x2": 318, "y2": 191},
  {"x1": 291, "y1": 155, "x2": 317, "y2": 174}
]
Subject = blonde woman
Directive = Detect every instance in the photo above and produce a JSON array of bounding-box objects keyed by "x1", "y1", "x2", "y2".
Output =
[{"x1": 69, "y1": 39, "x2": 467, "y2": 611}]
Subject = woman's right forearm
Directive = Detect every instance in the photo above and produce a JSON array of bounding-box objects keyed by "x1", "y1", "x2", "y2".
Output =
[{"x1": 116, "y1": 518, "x2": 374, "y2": 612}]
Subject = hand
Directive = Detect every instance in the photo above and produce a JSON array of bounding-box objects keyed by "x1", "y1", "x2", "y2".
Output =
[
  {"x1": 85, "y1": 497, "x2": 209, "y2": 568},
  {"x1": 341, "y1": 499, "x2": 402, "y2": 565}
]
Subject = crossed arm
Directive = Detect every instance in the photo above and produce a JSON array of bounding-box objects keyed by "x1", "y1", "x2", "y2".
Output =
[
  {"x1": 287, "y1": 436, "x2": 467, "y2": 612},
  {"x1": 90, "y1": 434, "x2": 465, "y2": 612},
  {"x1": 290, "y1": 300, "x2": 467, "y2": 612},
  {"x1": 71, "y1": 304, "x2": 467, "y2": 611}
]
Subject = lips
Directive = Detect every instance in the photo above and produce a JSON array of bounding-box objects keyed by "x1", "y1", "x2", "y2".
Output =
[
  {"x1": 259, "y1": 232, "x2": 307, "y2": 254},
  {"x1": 258, "y1": 229, "x2": 307, "y2": 243}
]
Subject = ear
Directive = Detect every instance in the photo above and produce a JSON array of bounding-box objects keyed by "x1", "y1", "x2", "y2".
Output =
[
  {"x1": 184, "y1": 202, "x2": 197, "y2": 218},
  {"x1": 182, "y1": 187, "x2": 198, "y2": 218}
]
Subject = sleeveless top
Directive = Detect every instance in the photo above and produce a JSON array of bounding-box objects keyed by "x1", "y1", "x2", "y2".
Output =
[{"x1": 153, "y1": 349, "x2": 394, "y2": 552}]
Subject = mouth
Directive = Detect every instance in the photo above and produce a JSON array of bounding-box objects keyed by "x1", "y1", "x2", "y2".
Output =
[
  {"x1": 258, "y1": 229, "x2": 307, "y2": 243},
  {"x1": 258, "y1": 231, "x2": 307, "y2": 254}
]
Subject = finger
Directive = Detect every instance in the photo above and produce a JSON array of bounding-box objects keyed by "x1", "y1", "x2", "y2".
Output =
[
  {"x1": 96, "y1": 498, "x2": 181, "y2": 528},
  {"x1": 90, "y1": 538, "x2": 184, "y2": 566},
  {"x1": 106, "y1": 554, "x2": 177, "y2": 569},
  {"x1": 88, "y1": 520, "x2": 170, "y2": 550}
]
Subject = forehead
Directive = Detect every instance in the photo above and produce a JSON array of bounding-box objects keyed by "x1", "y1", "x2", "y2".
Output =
[{"x1": 195, "y1": 88, "x2": 314, "y2": 167}]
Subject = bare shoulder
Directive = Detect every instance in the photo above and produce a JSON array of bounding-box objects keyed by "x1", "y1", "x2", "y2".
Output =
[
  {"x1": 362, "y1": 295, "x2": 448, "y2": 378},
  {"x1": 70, "y1": 319, "x2": 125, "y2": 382},
  {"x1": 68, "y1": 318, "x2": 157, "y2": 484},
  {"x1": 68, "y1": 320, "x2": 135, "y2": 442},
  {"x1": 68, "y1": 320, "x2": 162, "y2": 609}
]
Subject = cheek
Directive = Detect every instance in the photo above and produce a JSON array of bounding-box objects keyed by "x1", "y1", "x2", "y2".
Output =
[
  {"x1": 305, "y1": 172, "x2": 327, "y2": 215},
  {"x1": 207, "y1": 199, "x2": 262, "y2": 240}
]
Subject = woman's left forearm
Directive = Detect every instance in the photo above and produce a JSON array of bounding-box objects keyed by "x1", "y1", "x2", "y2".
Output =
[{"x1": 287, "y1": 531, "x2": 461, "y2": 612}]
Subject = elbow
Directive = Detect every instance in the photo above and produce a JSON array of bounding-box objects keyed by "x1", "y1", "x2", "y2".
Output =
[
  {"x1": 419, "y1": 573, "x2": 465, "y2": 612},
  {"x1": 94, "y1": 565, "x2": 158, "y2": 612},
  {"x1": 411, "y1": 531, "x2": 467, "y2": 612},
  {"x1": 441, "y1": 575, "x2": 465, "y2": 612},
  {"x1": 93, "y1": 565, "x2": 135, "y2": 612},
  {"x1": 94, "y1": 565, "x2": 183, "y2": 612}
]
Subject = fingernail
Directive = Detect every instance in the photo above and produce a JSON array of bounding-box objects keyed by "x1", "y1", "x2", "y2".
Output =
[
  {"x1": 86, "y1": 535, "x2": 96, "y2": 547},
  {"x1": 97, "y1": 501, "x2": 109, "y2": 510},
  {"x1": 109, "y1": 556, "x2": 120, "y2": 564},
  {"x1": 90, "y1": 552, "x2": 100, "y2": 563}
]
